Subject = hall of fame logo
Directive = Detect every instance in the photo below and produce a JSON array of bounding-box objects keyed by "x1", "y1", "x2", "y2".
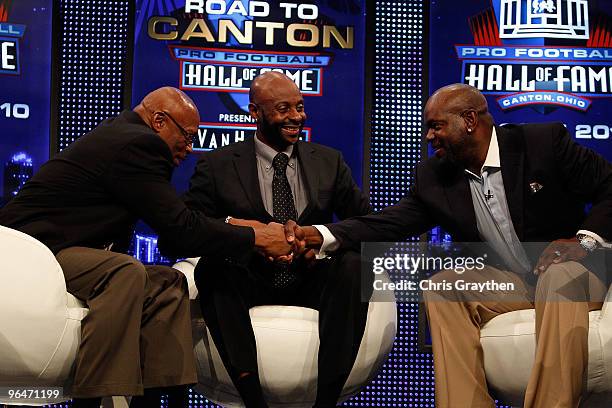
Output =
[
  {"x1": 499, "y1": 0, "x2": 588, "y2": 39},
  {"x1": 140, "y1": 0, "x2": 356, "y2": 151},
  {"x1": 173, "y1": 46, "x2": 323, "y2": 151},
  {"x1": 456, "y1": 0, "x2": 612, "y2": 113}
]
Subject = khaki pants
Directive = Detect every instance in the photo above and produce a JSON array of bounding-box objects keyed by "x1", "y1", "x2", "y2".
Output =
[
  {"x1": 56, "y1": 247, "x2": 197, "y2": 398},
  {"x1": 424, "y1": 261, "x2": 606, "y2": 408}
]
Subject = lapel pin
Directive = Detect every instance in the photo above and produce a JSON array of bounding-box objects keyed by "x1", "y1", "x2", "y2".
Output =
[{"x1": 529, "y1": 182, "x2": 543, "y2": 194}]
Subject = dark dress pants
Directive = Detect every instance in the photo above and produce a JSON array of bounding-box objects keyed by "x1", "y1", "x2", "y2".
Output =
[{"x1": 195, "y1": 251, "x2": 371, "y2": 406}]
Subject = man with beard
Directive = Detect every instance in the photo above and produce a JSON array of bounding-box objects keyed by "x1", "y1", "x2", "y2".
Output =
[
  {"x1": 292, "y1": 84, "x2": 612, "y2": 407},
  {"x1": 182, "y1": 72, "x2": 372, "y2": 407}
]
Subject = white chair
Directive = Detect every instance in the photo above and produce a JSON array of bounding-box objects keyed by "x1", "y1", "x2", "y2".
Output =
[
  {"x1": 0, "y1": 225, "x2": 127, "y2": 408},
  {"x1": 481, "y1": 284, "x2": 612, "y2": 407},
  {"x1": 173, "y1": 257, "x2": 397, "y2": 408},
  {"x1": 0, "y1": 225, "x2": 87, "y2": 406}
]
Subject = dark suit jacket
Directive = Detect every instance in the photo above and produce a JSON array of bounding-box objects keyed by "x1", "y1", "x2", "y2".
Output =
[
  {"x1": 182, "y1": 137, "x2": 371, "y2": 262},
  {"x1": 0, "y1": 110, "x2": 253, "y2": 256},
  {"x1": 328, "y1": 123, "x2": 612, "y2": 255}
]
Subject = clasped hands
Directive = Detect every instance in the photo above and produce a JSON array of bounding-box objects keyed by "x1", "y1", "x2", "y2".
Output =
[{"x1": 252, "y1": 220, "x2": 320, "y2": 264}]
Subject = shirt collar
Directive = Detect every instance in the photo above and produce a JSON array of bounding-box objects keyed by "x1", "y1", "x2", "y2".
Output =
[
  {"x1": 465, "y1": 127, "x2": 500, "y2": 178},
  {"x1": 254, "y1": 135, "x2": 295, "y2": 171}
]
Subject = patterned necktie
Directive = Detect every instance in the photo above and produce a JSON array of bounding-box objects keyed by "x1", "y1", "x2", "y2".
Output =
[{"x1": 271, "y1": 152, "x2": 298, "y2": 288}]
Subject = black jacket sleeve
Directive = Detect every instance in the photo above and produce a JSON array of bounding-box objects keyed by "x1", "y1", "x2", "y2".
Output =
[
  {"x1": 105, "y1": 135, "x2": 254, "y2": 257},
  {"x1": 182, "y1": 152, "x2": 220, "y2": 217},
  {"x1": 326, "y1": 164, "x2": 435, "y2": 251},
  {"x1": 332, "y1": 152, "x2": 372, "y2": 219}
]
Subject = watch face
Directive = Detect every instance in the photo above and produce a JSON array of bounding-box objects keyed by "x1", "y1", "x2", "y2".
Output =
[{"x1": 579, "y1": 236, "x2": 598, "y2": 252}]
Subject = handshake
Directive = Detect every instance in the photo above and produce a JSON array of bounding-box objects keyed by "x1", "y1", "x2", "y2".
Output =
[{"x1": 248, "y1": 219, "x2": 324, "y2": 263}]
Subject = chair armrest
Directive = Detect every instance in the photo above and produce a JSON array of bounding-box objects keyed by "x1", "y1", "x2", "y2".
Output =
[
  {"x1": 0, "y1": 226, "x2": 74, "y2": 378},
  {"x1": 0, "y1": 226, "x2": 69, "y2": 318},
  {"x1": 599, "y1": 284, "x2": 612, "y2": 323},
  {"x1": 173, "y1": 257, "x2": 201, "y2": 300}
]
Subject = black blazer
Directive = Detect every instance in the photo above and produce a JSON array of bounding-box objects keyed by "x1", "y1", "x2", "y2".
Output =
[
  {"x1": 328, "y1": 122, "x2": 612, "y2": 252},
  {"x1": 0, "y1": 110, "x2": 254, "y2": 256},
  {"x1": 183, "y1": 137, "x2": 371, "y2": 230}
]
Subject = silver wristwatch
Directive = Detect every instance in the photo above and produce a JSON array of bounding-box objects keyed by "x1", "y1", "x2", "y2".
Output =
[{"x1": 577, "y1": 233, "x2": 599, "y2": 252}]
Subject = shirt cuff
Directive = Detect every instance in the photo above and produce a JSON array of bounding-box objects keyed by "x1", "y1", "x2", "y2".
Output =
[
  {"x1": 312, "y1": 225, "x2": 340, "y2": 259},
  {"x1": 577, "y1": 229, "x2": 612, "y2": 249}
]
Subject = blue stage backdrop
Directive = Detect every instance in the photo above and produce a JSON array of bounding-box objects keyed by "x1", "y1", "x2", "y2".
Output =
[
  {"x1": 130, "y1": 0, "x2": 367, "y2": 194},
  {"x1": 430, "y1": 0, "x2": 612, "y2": 161},
  {"x1": 126, "y1": 0, "x2": 368, "y2": 264},
  {"x1": 0, "y1": 0, "x2": 53, "y2": 205},
  {"x1": 40, "y1": 0, "x2": 436, "y2": 406}
]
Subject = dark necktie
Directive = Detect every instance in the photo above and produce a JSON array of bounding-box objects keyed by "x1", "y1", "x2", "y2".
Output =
[{"x1": 271, "y1": 152, "x2": 298, "y2": 288}]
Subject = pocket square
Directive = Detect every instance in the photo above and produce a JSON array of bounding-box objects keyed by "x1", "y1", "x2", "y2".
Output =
[{"x1": 529, "y1": 182, "x2": 544, "y2": 194}]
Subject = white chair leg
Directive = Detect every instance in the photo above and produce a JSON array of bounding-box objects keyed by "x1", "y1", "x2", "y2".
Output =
[{"x1": 101, "y1": 396, "x2": 129, "y2": 408}]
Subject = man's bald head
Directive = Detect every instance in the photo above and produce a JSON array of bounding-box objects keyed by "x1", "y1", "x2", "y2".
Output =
[
  {"x1": 427, "y1": 83, "x2": 489, "y2": 117},
  {"x1": 137, "y1": 87, "x2": 199, "y2": 123},
  {"x1": 249, "y1": 71, "x2": 300, "y2": 105},
  {"x1": 134, "y1": 86, "x2": 200, "y2": 166}
]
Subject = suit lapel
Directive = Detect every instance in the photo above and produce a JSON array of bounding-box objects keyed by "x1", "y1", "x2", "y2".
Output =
[
  {"x1": 441, "y1": 165, "x2": 480, "y2": 241},
  {"x1": 232, "y1": 137, "x2": 270, "y2": 220},
  {"x1": 295, "y1": 141, "x2": 318, "y2": 222},
  {"x1": 497, "y1": 125, "x2": 525, "y2": 240}
]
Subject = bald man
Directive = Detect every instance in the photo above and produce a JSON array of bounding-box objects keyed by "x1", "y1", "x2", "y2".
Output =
[
  {"x1": 0, "y1": 87, "x2": 293, "y2": 408},
  {"x1": 295, "y1": 84, "x2": 612, "y2": 407},
  {"x1": 182, "y1": 72, "x2": 371, "y2": 407}
]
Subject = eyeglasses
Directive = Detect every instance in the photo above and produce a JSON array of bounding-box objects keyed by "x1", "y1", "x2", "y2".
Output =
[
  {"x1": 142, "y1": 102, "x2": 196, "y2": 145},
  {"x1": 163, "y1": 110, "x2": 196, "y2": 145}
]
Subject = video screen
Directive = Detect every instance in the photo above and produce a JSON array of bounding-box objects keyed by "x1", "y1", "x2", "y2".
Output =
[
  {"x1": 430, "y1": 0, "x2": 612, "y2": 161},
  {"x1": 0, "y1": 0, "x2": 53, "y2": 206}
]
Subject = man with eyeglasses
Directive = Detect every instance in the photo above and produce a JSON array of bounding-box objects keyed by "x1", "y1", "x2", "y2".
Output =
[
  {"x1": 0, "y1": 86, "x2": 294, "y2": 408},
  {"x1": 178, "y1": 72, "x2": 372, "y2": 407},
  {"x1": 140, "y1": 98, "x2": 197, "y2": 166}
]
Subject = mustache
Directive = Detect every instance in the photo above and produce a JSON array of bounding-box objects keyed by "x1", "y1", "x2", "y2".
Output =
[{"x1": 281, "y1": 120, "x2": 304, "y2": 126}]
